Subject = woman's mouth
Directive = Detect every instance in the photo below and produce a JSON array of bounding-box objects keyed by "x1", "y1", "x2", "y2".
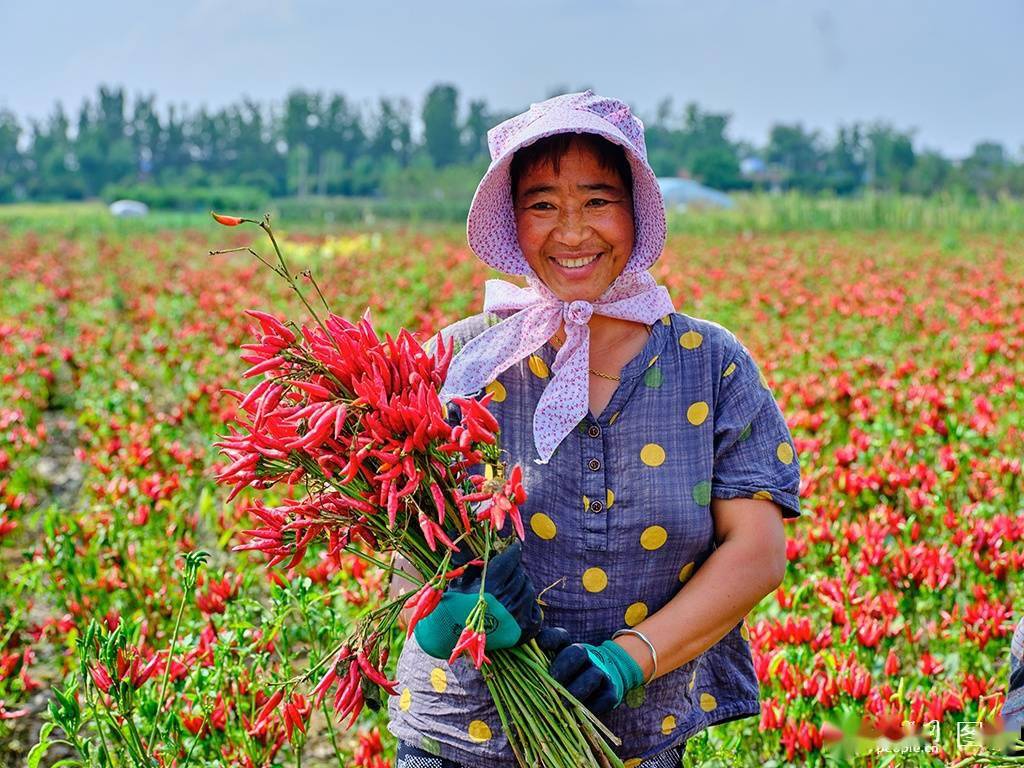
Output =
[{"x1": 551, "y1": 252, "x2": 600, "y2": 270}]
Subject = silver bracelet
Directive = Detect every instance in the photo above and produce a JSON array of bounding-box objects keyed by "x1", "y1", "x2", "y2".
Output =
[{"x1": 612, "y1": 628, "x2": 658, "y2": 685}]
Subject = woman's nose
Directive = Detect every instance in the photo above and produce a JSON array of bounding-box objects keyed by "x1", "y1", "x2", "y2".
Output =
[{"x1": 554, "y1": 208, "x2": 590, "y2": 246}]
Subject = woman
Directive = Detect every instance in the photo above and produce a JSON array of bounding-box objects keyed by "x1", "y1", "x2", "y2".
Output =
[{"x1": 387, "y1": 90, "x2": 802, "y2": 768}]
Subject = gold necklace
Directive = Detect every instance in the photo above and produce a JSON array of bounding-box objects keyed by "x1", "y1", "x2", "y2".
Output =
[{"x1": 550, "y1": 325, "x2": 652, "y2": 382}]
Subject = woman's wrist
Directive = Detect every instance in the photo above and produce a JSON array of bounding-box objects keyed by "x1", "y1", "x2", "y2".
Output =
[{"x1": 612, "y1": 633, "x2": 657, "y2": 683}]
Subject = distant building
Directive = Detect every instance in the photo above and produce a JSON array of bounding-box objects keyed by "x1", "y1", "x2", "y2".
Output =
[
  {"x1": 656, "y1": 177, "x2": 735, "y2": 211},
  {"x1": 740, "y1": 156, "x2": 766, "y2": 176},
  {"x1": 740, "y1": 156, "x2": 783, "y2": 193}
]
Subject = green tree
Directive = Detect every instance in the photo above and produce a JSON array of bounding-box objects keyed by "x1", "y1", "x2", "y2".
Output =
[
  {"x1": 906, "y1": 149, "x2": 953, "y2": 196},
  {"x1": 369, "y1": 97, "x2": 411, "y2": 168},
  {"x1": 960, "y1": 141, "x2": 1009, "y2": 198},
  {"x1": 645, "y1": 100, "x2": 743, "y2": 188},
  {"x1": 766, "y1": 123, "x2": 826, "y2": 191},
  {"x1": 823, "y1": 124, "x2": 866, "y2": 195},
  {"x1": 28, "y1": 104, "x2": 84, "y2": 199},
  {"x1": 863, "y1": 123, "x2": 916, "y2": 193},
  {"x1": 422, "y1": 84, "x2": 461, "y2": 168},
  {"x1": 462, "y1": 98, "x2": 490, "y2": 163},
  {"x1": 0, "y1": 109, "x2": 24, "y2": 201}
]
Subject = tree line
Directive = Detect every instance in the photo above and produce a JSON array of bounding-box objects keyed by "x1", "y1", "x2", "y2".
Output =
[{"x1": 0, "y1": 83, "x2": 1021, "y2": 205}]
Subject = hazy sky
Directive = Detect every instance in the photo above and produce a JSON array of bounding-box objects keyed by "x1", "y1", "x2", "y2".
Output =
[{"x1": 3, "y1": 0, "x2": 1022, "y2": 159}]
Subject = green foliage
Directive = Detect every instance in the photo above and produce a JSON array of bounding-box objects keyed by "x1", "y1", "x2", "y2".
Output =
[
  {"x1": 665, "y1": 191, "x2": 1024, "y2": 234},
  {"x1": 101, "y1": 183, "x2": 269, "y2": 212},
  {"x1": 3, "y1": 83, "x2": 1023, "y2": 211},
  {"x1": 422, "y1": 84, "x2": 462, "y2": 168}
]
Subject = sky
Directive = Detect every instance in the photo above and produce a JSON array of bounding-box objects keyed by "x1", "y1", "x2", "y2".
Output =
[{"x1": 2, "y1": 0, "x2": 1022, "y2": 159}]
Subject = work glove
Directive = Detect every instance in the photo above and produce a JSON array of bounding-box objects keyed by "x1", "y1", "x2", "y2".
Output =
[
  {"x1": 414, "y1": 540, "x2": 543, "y2": 659},
  {"x1": 537, "y1": 626, "x2": 645, "y2": 715}
]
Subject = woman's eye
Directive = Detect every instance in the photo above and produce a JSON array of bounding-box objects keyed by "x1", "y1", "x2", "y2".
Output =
[
  {"x1": 587, "y1": 198, "x2": 610, "y2": 207},
  {"x1": 529, "y1": 202, "x2": 554, "y2": 210}
]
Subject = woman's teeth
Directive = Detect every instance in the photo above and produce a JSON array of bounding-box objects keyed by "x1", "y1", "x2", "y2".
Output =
[{"x1": 555, "y1": 254, "x2": 599, "y2": 269}]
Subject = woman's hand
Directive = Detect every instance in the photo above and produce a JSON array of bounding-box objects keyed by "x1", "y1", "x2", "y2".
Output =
[
  {"x1": 537, "y1": 626, "x2": 644, "y2": 715},
  {"x1": 413, "y1": 540, "x2": 543, "y2": 659}
]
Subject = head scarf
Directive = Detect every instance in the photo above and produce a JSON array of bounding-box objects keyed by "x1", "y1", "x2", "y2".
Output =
[{"x1": 440, "y1": 90, "x2": 677, "y2": 464}]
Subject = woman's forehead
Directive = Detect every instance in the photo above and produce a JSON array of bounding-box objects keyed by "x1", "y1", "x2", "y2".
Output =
[{"x1": 515, "y1": 145, "x2": 628, "y2": 192}]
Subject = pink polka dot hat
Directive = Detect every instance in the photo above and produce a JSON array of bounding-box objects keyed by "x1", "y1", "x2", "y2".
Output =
[{"x1": 466, "y1": 89, "x2": 667, "y2": 276}]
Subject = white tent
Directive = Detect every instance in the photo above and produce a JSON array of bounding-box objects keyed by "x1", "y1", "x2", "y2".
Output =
[
  {"x1": 109, "y1": 199, "x2": 149, "y2": 217},
  {"x1": 656, "y1": 178, "x2": 734, "y2": 211}
]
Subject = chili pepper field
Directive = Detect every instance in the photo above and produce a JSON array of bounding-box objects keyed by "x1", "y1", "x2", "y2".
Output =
[{"x1": 1, "y1": 213, "x2": 1022, "y2": 767}]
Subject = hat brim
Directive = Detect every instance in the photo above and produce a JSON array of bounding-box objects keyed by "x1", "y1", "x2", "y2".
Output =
[{"x1": 466, "y1": 110, "x2": 666, "y2": 277}]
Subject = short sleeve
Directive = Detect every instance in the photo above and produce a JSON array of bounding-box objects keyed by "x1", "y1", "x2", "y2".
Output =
[{"x1": 711, "y1": 335, "x2": 802, "y2": 519}]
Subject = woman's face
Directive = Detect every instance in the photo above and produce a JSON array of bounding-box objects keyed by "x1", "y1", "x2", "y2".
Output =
[{"x1": 513, "y1": 139, "x2": 634, "y2": 303}]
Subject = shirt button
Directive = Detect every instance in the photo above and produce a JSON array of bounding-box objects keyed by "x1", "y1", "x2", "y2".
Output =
[
  {"x1": 588, "y1": 458, "x2": 601, "y2": 471},
  {"x1": 590, "y1": 500, "x2": 604, "y2": 513},
  {"x1": 587, "y1": 425, "x2": 601, "y2": 438}
]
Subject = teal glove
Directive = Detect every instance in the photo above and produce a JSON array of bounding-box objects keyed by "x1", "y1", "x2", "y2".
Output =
[
  {"x1": 540, "y1": 629, "x2": 644, "y2": 714},
  {"x1": 413, "y1": 541, "x2": 543, "y2": 659}
]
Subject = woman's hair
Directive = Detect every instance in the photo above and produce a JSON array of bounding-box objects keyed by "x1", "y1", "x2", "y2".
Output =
[{"x1": 510, "y1": 132, "x2": 634, "y2": 201}]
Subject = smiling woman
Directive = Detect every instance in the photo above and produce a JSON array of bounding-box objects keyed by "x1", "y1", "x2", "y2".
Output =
[{"x1": 387, "y1": 90, "x2": 802, "y2": 768}]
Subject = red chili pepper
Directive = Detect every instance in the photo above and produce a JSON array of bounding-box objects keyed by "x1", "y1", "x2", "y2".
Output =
[
  {"x1": 244, "y1": 309, "x2": 297, "y2": 342},
  {"x1": 387, "y1": 486, "x2": 399, "y2": 528},
  {"x1": 312, "y1": 667, "x2": 338, "y2": 707},
  {"x1": 429, "y1": 482, "x2": 446, "y2": 526},
  {"x1": 288, "y1": 380, "x2": 333, "y2": 400},
  {"x1": 418, "y1": 511, "x2": 437, "y2": 552},
  {"x1": 255, "y1": 688, "x2": 284, "y2": 724},
  {"x1": 357, "y1": 653, "x2": 399, "y2": 695},
  {"x1": 333, "y1": 403, "x2": 347, "y2": 438},
  {"x1": 242, "y1": 356, "x2": 285, "y2": 379},
  {"x1": 238, "y1": 378, "x2": 273, "y2": 411},
  {"x1": 211, "y1": 211, "x2": 244, "y2": 226}
]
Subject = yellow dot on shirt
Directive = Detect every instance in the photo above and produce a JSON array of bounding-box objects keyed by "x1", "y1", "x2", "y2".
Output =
[
  {"x1": 430, "y1": 667, "x2": 447, "y2": 693},
  {"x1": 582, "y1": 567, "x2": 608, "y2": 593},
  {"x1": 528, "y1": 354, "x2": 549, "y2": 379},
  {"x1": 700, "y1": 692, "x2": 718, "y2": 712},
  {"x1": 640, "y1": 443, "x2": 665, "y2": 467},
  {"x1": 530, "y1": 512, "x2": 557, "y2": 540},
  {"x1": 679, "y1": 330, "x2": 703, "y2": 350},
  {"x1": 640, "y1": 525, "x2": 667, "y2": 550},
  {"x1": 686, "y1": 401, "x2": 709, "y2": 425},
  {"x1": 647, "y1": 354, "x2": 659, "y2": 368},
  {"x1": 624, "y1": 602, "x2": 648, "y2": 626},
  {"x1": 777, "y1": 442, "x2": 794, "y2": 464},
  {"x1": 399, "y1": 688, "x2": 412, "y2": 711},
  {"x1": 484, "y1": 462, "x2": 494, "y2": 480},
  {"x1": 661, "y1": 715, "x2": 677, "y2": 735},
  {"x1": 660, "y1": 314, "x2": 672, "y2": 326},
  {"x1": 485, "y1": 379, "x2": 506, "y2": 403},
  {"x1": 468, "y1": 720, "x2": 492, "y2": 743},
  {"x1": 722, "y1": 361, "x2": 737, "y2": 378},
  {"x1": 623, "y1": 759, "x2": 643, "y2": 768},
  {"x1": 609, "y1": 410, "x2": 621, "y2": 425},
  {"x1": 678, "y1": 561, "x2": 695, "y2": 584},
  {"x1": 741, "y1": 622, "x2": 750, "y2": 641},
  {"x1": 441, "y1": 403, "x2": 449, "y2": 419},
  {"x1": 606, "y1": 488, "x2": 615, "y2": 509},
  {"x1": 688, "y1": 667, "x2": 697, "y2": 691},
  {"x1": 583, "y1": 495, "x2": 590, "y2": 511},
  {"x1": 753, "y1": 490, "x2": 774, "y2": 501}
]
